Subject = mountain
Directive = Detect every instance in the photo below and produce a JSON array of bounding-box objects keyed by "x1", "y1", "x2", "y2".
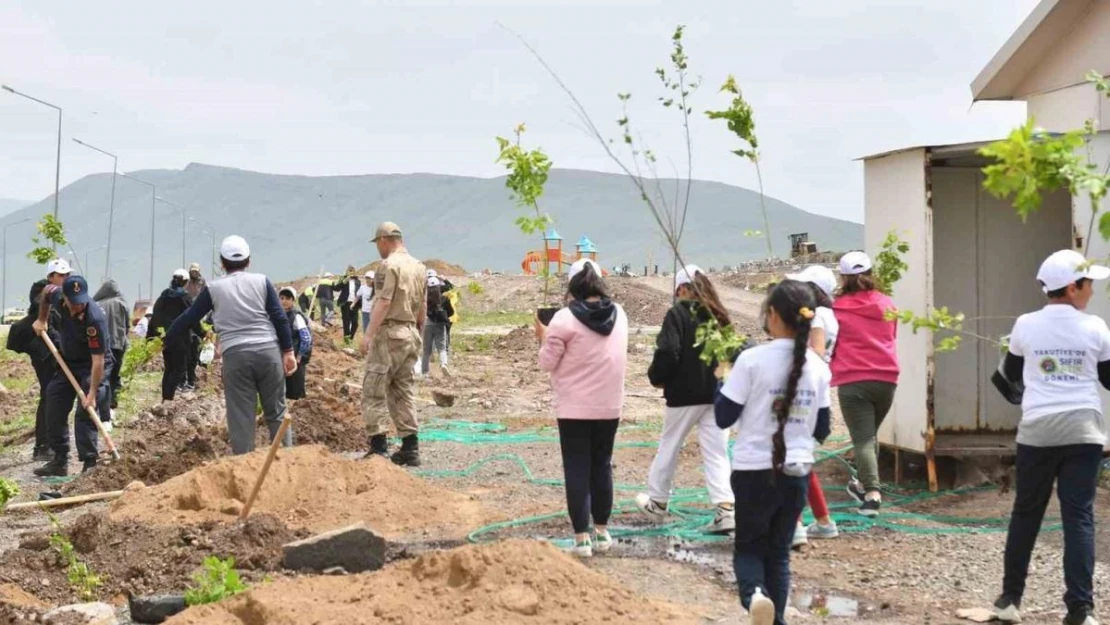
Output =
[
  {"x1": 0, "y1": 198, "x2": 30, "y2": 220},
  {"x1": 0, "y1": 163, "x2": 861, "y2": 306}
]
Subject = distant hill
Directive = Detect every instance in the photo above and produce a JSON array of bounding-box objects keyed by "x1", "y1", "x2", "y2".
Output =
[
  {"x1": 0, "y1": 198, "x2": 29, "y2": 220},
  {"x1": 0, "y1": 164, "x2": 861, "y2": 306}
]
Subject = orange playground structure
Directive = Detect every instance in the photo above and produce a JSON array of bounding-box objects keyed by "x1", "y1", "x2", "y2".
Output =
[{"x1": 521, "y1": 231, "x2": 600, "y2": 275}]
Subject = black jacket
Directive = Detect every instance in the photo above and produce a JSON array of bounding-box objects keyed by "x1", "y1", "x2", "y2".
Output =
[
  {"x1": 148, "y1": 287, "x2": 203, "y2": 349},
  {"x1": 648, "y1": 300, "x2": 719, "y2": 408},
  {"x1": 426, "y1": 285, "x2": 454, "y2": 324},
  {"x1": 333, "y1": 277, "x2": 360, "y2": 307},
  {"x1": 6, "y1": 309, "x2": 56, "y2": 366}
]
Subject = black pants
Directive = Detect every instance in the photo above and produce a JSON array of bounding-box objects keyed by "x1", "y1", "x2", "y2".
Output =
[
  {"x1": 732, "y1": 470, "x2": 808, "y2": 625},
  {"x1": 32, "y1": 357, "x2": 56, "y2": 451},
  {"x1": 109, "y1": 348, "x2": 125, "y2": 409},
  {"x1": 1003, "y1": 443, "x2": 1102, "y2": 612},
  {"x1": 557, "y1": 419, "x2": 619, "y2": 534},
  {"x1": 45, "y1": 364, "x2": 111, "y2": 462},
  {"x1": 446, "y1": 323, "x2": 453, "y2": 353},
  {"x1": 186, "y1": 336, "x2": 200, "y2": 386},
  {"x1": 162, "y1": 345, "x2": 188, "y2": 400},
  {"x1": 340, "y1": 303, "x2": 358, "y2": 340}
]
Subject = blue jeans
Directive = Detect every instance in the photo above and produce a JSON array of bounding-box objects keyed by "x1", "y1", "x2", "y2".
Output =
[
  {"x1": 361, "y1": 311, "x2": 371, "y2": 333},
  {"x1": 732, "y1": 470, "x2": 808, "y2": 625},
  {"x1": 1003, "y1": 443, "x2": 1102, "y2": 612}
]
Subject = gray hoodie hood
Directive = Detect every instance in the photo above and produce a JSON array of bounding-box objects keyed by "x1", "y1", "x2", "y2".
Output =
[{"x1": 94, "y1": 279, "x2": 122, "y2": 301}]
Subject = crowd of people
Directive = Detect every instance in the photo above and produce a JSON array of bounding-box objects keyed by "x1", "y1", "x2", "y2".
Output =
[{"x1": 5, "y1": 230, "x2": 1106, "y2": 625}]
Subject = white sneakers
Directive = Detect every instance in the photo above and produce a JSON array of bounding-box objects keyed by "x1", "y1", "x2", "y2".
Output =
[
  {"x1": 569, "y1": 538, "x2": 592, "y2": 558},
  {"x1": 594, "y1": 528, "x2": 613, "y2": 553},
  {"x1": 634, "y1": 493, "x2": 668, "y2": 521},
  {"x1": 706, "y1": 506, "x2": 735, "y2": 535},
  {"x1": 569, "y1": 528, "x2": 613, "y2": 558},
  {"x1": 792, "y1": 524, "x2": 808, "y2": 549},
  {"x1": 749, "y1": 588, "x2": 775, "y2": 625}
]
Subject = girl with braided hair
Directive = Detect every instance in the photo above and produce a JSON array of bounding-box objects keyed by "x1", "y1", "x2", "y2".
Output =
[{"x1": 715, "y1": 279, "x2": 832, "y2": 625}]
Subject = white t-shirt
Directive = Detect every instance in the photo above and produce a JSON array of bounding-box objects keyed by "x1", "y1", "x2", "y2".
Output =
[
  {"x1": 720, "y1": 338, "x2": 832, "y2": 471},
  {"x1": 292, "y1": 313, "x2": 308, "y2": 332},
  {"x1": 356, "y1": 285, "x2": 374, "y2": 310},
  {"x1": 811, "y1": 306, "x2": 838, "y2": 362},
  {"x1": 1008, "y1": 304, "x2": 1110, "y2": 443}
]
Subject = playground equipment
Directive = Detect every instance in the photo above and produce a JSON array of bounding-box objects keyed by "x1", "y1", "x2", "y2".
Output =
[{"x1": 521, "y1": 231, "x2": 602, "y2": 275}]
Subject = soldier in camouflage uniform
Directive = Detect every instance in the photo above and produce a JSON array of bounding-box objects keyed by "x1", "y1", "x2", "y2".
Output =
[{"x1": 360, "y1": 222, "x2": 427, "y2": 466}]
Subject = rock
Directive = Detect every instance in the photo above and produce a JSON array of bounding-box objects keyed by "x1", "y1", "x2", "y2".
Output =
[
  {"x1": 128, "y1": 594, "x2": 187, "y2": 624},
  {"x1": 124, "y1": 480, "x2": 147, "y2": 492},
  {"x1": 431, "y1": 391, "x2": 456, "y2": 408},
  {"x1": 342, "y1": 348, "x2": 360, "y2": 358},
  {"x1": 150, "y1": 404, "x2": 168, "y2": 418},
  {"x1": 43, "y1": 602, "x2": 117, "y2": 625},
  {"x1": 282, "y1": 522, "x2": 386, "y2": 574}
]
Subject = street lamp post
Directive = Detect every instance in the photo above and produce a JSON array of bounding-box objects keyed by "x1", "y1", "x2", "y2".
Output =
[
  {"x1": 85, "y1": 245, "x2": 108, "y2": 283},
  {"x1": 189, "y1": 216, "x2": 216, "y2": 276},
  {"x1": 2, "y1": 217, "x2": 35, "y2": 323},
  {"x1": 72, "y1": 139, "x2": 118, "y2": 278},
  {"x1": 155, "y1": 196, "x2": 186, "y2": 267},
  {"x1": 2, "y1": 85, "x2": 62, "y2": 230},
  {"x1": 119, "y1": 173, "x2": 156, "y2": 302}
]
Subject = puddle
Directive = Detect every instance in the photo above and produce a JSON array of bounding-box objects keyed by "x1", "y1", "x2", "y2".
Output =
[{"x1": 794, "y1": 591, "x2": 860, "y2": 617}]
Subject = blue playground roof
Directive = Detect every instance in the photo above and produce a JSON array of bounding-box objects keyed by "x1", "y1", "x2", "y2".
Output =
[
  {"x1": 576, "y1": 235, "x2": 597, "y2": 253},
  {"x1": 544, "y1": 229, "x2": 563, "y2": 241}
]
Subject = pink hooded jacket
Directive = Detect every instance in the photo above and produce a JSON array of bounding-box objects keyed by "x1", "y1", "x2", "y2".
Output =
[
  {"x1": 831, "y1": 290, "x2": 900, "y2": 387},
  {"x1": 538, "y1": 305, "x2": 629, "y2": 420}
]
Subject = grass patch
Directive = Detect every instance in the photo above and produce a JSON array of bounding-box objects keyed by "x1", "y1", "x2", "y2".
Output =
[
  {"x1": 460, "y1": 310, "x2": 534, "y2": 328},
  {"x1": 453, "y1": 334, "x2": 497, "y2": 353}
]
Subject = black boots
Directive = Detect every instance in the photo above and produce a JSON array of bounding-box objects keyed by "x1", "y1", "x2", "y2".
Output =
[
  {"x1": 32, "y1": 446, "x2": 52, "y2": 462},
  {"x1": 390, "y1": 435, "x2": 421, "y2": 467},
  {"x1": 363, "y1": 434, "x2": 389, "y2": 459},
  {"x1": 33, "y1": 455, "x2": 68, "y2": 477},
  {"x1": 82, "y1": 459, "x2": 97, "y2": 473}
]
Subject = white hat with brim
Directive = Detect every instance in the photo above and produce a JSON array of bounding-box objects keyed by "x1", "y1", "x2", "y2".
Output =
[
  {"x1": 1037, "y1": 249, "x2": 1110, "y2": 292},
  {"x1": 46, "y1": 259, "x2": 73, "y2": 276},
  {"x1": 279, "y1": 286, "x2": 297, "y2": 299},
  {"x1": 567, "y1": 258, "x2": 601, "y2": 282},
  {"x1": 787, "y1": 265, "x2": 837, "y2": 297},
  {"x1": 172, "y1": 268, "x2": 189, "y2": 280},
  {"x1": 838, "y1": 251, "x2": 872, "y2": 276},
  {"x1": 220, "y1": 235, "x2": 250, "y2": 261},
  {"x1": 365, "y1": 271, "x2": 374, "y2": 279}
]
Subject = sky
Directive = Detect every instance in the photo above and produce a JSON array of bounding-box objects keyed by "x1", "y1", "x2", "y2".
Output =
[{"x1": 0, "y1": 0, "x2": 1041, "y2": 223}]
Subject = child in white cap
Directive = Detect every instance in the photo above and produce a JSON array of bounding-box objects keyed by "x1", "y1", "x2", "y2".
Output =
[{"x1": 991, "y1": 249, "x2": 1110, "y2": 625}]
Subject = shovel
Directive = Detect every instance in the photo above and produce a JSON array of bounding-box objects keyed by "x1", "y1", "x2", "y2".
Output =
[{"x1": 37, "y1": 330, "x2": 122, "y2": 460}]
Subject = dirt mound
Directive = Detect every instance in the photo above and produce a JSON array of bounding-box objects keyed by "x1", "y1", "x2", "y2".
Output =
[
  {"x1": 608, "y1": 278, "x2": 672, "y2": 325},
  {"x1": 497, "y1": 327, "x2": 536, "y2": 353},
  {"x1": 289, "y1": 394, "x2": 364, "y2": 452},
  {"x1": 108, "y1": 445, "x2": 493, "y2": 538},
  {"x1": 167, "y1": 539, "x2": 692, "y2": 625},
  {"x1": 423, "y1": 259, "x2": 467, "y2": 277},
  {"x1": 0, "y1": 512, "x2": 301, "y2": 605}
]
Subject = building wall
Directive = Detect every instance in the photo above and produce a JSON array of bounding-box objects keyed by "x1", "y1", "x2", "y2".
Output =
[
  {"x1": 1075, "y1": 133, "x2": 1110, "y2": 414},
  {"x1": 1027, "y1": 83, "x2": 1103, "y2": 132},
  {"x1": 1014, "y1": 0, "x2": 1110, "y2": 99},
  {"x1": 864, "y1": 149, "x2": 929, "y2": 454}
]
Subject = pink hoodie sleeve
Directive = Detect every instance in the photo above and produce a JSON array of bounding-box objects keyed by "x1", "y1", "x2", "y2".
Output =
[{"x1": 538, "y1": 316, "x2": 570, "y2": 372}]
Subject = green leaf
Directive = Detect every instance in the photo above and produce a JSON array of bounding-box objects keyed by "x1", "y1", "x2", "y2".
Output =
[{"x1": 1098, "y1": 213, "x2": 1110, "y2": 242}]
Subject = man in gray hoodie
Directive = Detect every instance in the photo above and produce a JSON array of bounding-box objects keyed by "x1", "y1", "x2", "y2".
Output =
[{"x1": 93, "y1": 279, "x2": 130, "y2": 410}]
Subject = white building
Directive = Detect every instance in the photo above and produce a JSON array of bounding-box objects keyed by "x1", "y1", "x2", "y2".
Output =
[{"x1": 861, "y1": 0, "x2": 1110, "y2": 487}]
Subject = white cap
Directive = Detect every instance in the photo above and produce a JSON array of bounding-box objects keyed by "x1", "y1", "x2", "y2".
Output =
[
  {"x1": 172, "y1": 268, "x2": 189, "y2": 280},
  {"x1": 1037, "y1": 249, "x2": 1110, "y2": 292},
  {"x1": 838, "y1": 251, "x2": 872, "y2": 275},
  {"x1": 279, "y1": 285, "x2": 297, "y2": 298},
  {"x1": 675, "y1": 264, "x2": 703, "y2": 290},
  {"x1": 220, "y1": 235, "x2": 250, "y2": 261},
  {"x1": 46, "y1": 258, "x2": 72, "y2": 276},
  {"x1": 428, "y1": 276, "x2": 442, "y2": 287},
  {"x1": 787, "y1": 265, "x2": 837, "y2": 297},
  {"x1": 426, "y1": 269, "x2": 438, "y2": 278},
  {"x1": 567, "y1": 258, "x2": 601, "y2": 282},
  {"x1": 323, "y1": 272, "x2": 334, "y2": 278},
  {"x1": 364, "y1": 271, "x2": 374, "y2": 279}
]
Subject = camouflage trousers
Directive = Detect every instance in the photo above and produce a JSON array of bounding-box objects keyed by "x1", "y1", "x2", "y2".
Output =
[{"x1": 361, "y1": 323, "x2": 421, "y2": 438}]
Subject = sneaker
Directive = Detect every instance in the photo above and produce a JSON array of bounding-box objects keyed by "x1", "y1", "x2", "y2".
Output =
[
  {"x1": 33, "y1": 456, "x2": 68, "y2": 477},
  {"x1": 634, "y1": 493, "x2": 668, "y2": 521},
  {"x1": 993, "y1": 595, "x2": 1022, "y2": 623},
  {"x1": 569, "y1": 537, "x2": 593, "y2": 558},
  {"x1": 792, "y1": 524, "x2": 809, "y2": 549},
  {"x1": 806, "y1": 521, "x2": 840, "y2": 540},
  {"x1": 847, "y1": 478, "x2": 866, "y2": 504},
  {"x1": 859, "y1": 497, "x2": 881, "y2": 518},
  {"x1": 440, "y1": 364, "x2": 452, "y2": 377},
  {"x1": 705, "y1": 506, "x2": 735, "y2": 535},
  {"x1": 749, "y1": 587, "x2": 775, "y2": 625},
  {"x1": 594, "y1": 528, "x2": 613, "y2": 553},
  {"x1": 1064, "y1": 606, "x2": 1098, "y2": 625}
]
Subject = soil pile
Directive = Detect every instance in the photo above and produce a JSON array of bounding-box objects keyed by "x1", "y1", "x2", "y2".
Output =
[
  {"x1": 0, "y1": 512, "x2": 300, "y2": 605},
  {"x1": 607, "y1": 278, "x2": 672, "y2": 325},
  {"x1": 166, "y1": 540, "x2": 692, "y2": 625},
  {"x1": 289, "y1": 393, "x2": 364, "y2": 452},
  {"x1": 423, "y1": 259, "x2": 467, "y2": 277},
  {"x1": 497, "y1": 326, "x2": 536, "y2": 353},
  {"x1": 109, "y1": 445, "x2": 493, "y2": 538}
]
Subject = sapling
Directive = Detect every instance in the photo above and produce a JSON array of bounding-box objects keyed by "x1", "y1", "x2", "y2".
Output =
[
  {"x1": 27, "y1": 214, "x2": 67, "y2": 265},
  {"x1": 495, "y1": 123, "x2": 555, "y2": 308},
  {"x1": 47, "y1": 513, "x2": 102, "y2": 601},
  {"x1": 184, "y1": 556, "x2": 247, "y2": 606},
  {"x1": 0, "y1": 478, "x2": 19, "y2": 509}
]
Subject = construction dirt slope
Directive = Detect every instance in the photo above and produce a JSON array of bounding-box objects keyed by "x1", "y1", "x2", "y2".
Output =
[
  {"x1": 108, "y1": 445, "x2": 495, "y2": 539},
  {"x1": 166, "y1": 539, "x2": 695, "y2": 625}
]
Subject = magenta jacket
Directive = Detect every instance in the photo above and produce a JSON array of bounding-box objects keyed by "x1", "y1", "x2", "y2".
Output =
[
  {"x1": 539, "y1": 305, "x2": 629, "y2": 420},
  {"x1": 831, "y1": 290, "x2": 900, "y2": 387}
]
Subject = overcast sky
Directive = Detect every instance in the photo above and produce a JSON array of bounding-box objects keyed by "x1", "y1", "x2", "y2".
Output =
[{"x1": 1, "y1": 0, "x2": 1039, "y2": 223}]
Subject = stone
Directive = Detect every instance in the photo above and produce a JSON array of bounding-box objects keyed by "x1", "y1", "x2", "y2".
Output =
[
  {"x1": 43, "y1": 602, "x2": 117, "y2": 625},
  {"x1": 342, "y1": 348, "x2": 360, "y2": 359},
  {"x1": 431, "y1": 391, "x2": 456, "y2": 408},
  {"x1": 128, "y1": 594, "x2": 187, "y2": 624},
  {"x1": 150, "y1": 404, "x2": 168, "y2": 418},
  {"x1": 282, "y1": 522, "x2": 386, "y2": 574}
]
